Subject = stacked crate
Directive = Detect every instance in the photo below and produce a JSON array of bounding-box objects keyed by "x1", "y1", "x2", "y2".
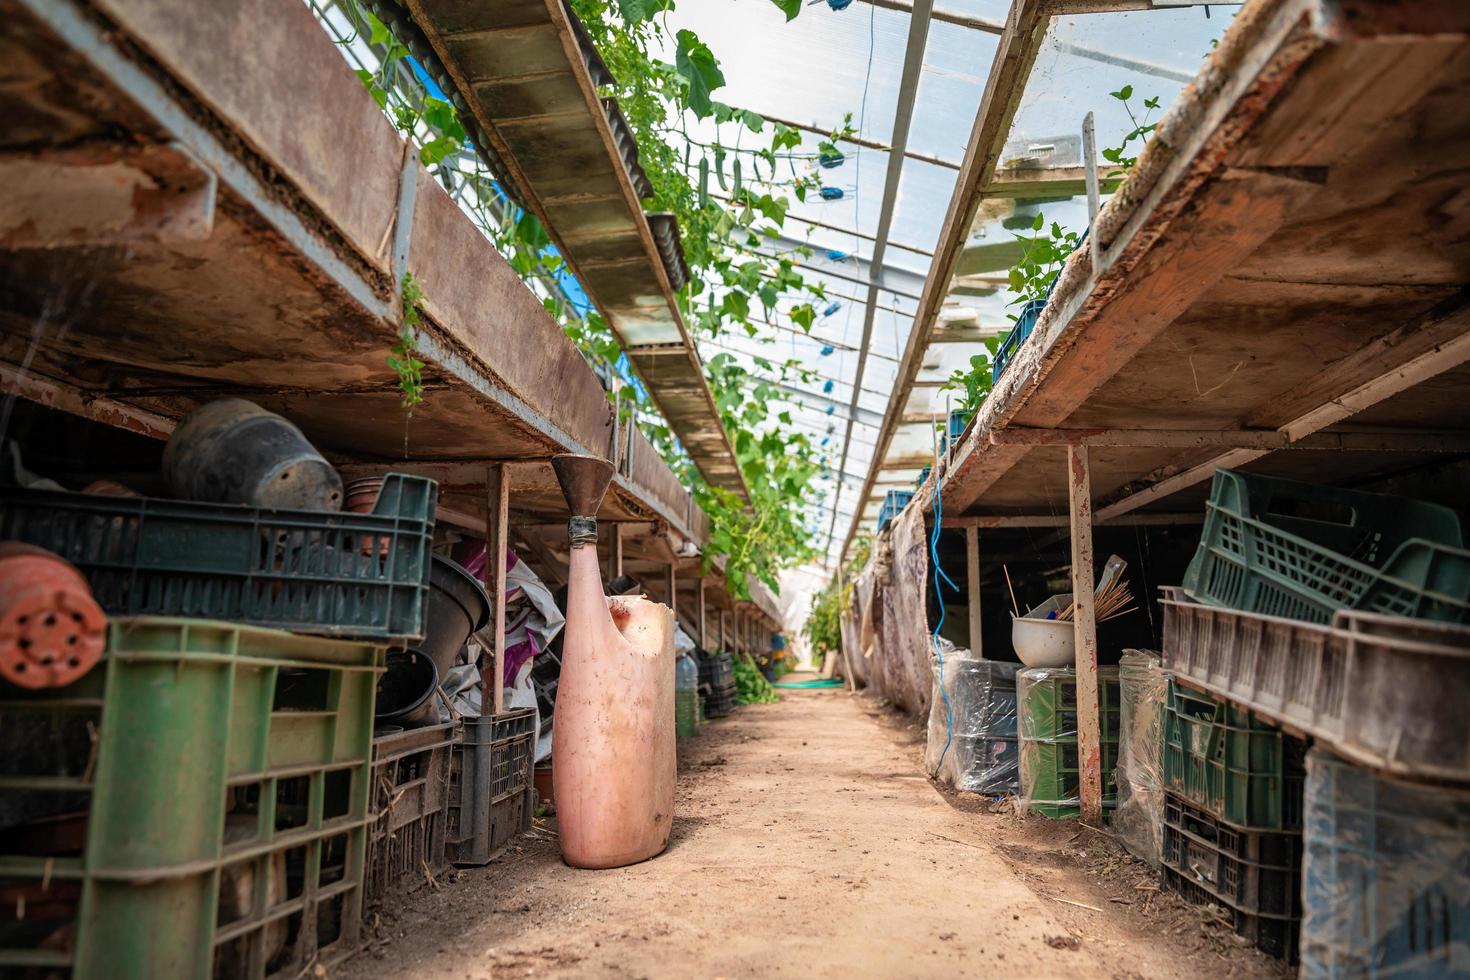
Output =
[
  {"x1": 1017, "y1": 666, "x2": 1120, "y2": 818},
  {"x1": 0, "y1": 474, "x2": 439, "y2": 976},
  {"x1": 699, "y1": 650, "x2": 739, "y2": 719},
  {"x1": 1161, "y1": 469, "x2": 1470, "y2": 965}
]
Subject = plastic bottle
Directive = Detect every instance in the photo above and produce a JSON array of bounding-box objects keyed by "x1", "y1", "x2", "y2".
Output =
[{"x1": 675, "y1": 653, "x2": 699, "y2": 738}]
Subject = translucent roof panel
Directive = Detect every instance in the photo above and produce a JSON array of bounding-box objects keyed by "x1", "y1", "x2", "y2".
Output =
[{"x1": 664, "y1": 0, "x2": 1024, "y2": 569}]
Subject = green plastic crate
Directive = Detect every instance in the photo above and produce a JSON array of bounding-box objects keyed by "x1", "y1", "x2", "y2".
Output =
[
  {"x1": 1020, "y1": 738, "x2": 1118, "y2": 819},
  {"x1": 0, "y1": 618, "x2": 383, "y2": 978},
  {"x1": 0, "y1": 474, "x2": 438, "y2": 642},
  {"x1": 1182, "y1": 469, "x2": 1470, "y2": 624},
  {"x1": 1018, "y1": 666, "x2": 1121, "y2": 741},
  {"x1": 1162, "y1": 678, "x2": 1305, "y2": 831}
]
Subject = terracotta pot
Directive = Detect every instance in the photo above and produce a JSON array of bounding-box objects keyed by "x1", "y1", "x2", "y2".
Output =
[{"x1": 0, "y1": 543, "x2": 106, "y2": 689}]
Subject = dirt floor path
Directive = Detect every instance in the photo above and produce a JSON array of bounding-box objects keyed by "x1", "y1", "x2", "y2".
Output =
[{"x1": 344, "y1": 680, "x2": 1287, "y2": 979}]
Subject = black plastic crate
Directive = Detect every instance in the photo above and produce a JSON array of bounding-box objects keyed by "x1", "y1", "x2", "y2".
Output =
[
  {"x1": 0, "y1": 475, "x2": 437, "y2": 642},
  {"x1": 1162, "y1": 792, "x2": 1302, "y2": 962},
  {"x1": 1165, "y1": 865, "x2": 1301, "y2": 962},
  {"x1": 446, "y1": 710, "x2": 535, "y2": 866},
  {"x1": 366, "y1": 722, "x2": 456, "y2": 906}
]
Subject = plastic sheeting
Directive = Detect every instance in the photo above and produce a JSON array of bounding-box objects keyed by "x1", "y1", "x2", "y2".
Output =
[
  {"x1": 872, "y1": 501, "x2": 933, "y2": 716},
  {"x1": 1301, "y1": 749, "x2": 1470, "y2": 977},
  {"x1": 925, "y1": 644, "x2": 1020, "y2": 796},
  {"x1": 1112, "y1": 650, "x2": 1166, "y2": 868},
  {"x1": 1017, "y1": 665, "x2": 1120, "y2": 817}
]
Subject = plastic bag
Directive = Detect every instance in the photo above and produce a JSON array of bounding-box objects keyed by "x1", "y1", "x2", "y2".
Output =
[
  {"x1": 1017, "y1": 665, "x2": 1121, "y2": 817},
  {"x1": 1112, "y1": 650, "x2": 1166, "y2": 866},
  {"x1": 925, "y1": 645, "x2": 1021, "y2": 795},
  {"x1": 1301, "y1": 748, "x2": 1470, "y2": 977}
]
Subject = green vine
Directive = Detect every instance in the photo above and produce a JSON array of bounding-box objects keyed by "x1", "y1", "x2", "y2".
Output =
[
  {"x1": 939, "y1": 84, "x2": 1159, "y2": 424},
  {"x1": 802, "y1": 535, "x2": 871, "y2": 666},
  {"x1": 389, "y1": 271, "x2": 427, "y2": 415},
  {"x1": 326, "y1": 0, "x2": 855, "y2": 598}
]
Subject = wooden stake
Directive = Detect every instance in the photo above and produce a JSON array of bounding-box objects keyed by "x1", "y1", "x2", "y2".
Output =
[
  {"x1": 1003, "y1": 564, "x2": 1021, "y2": 617},
  {"x1": 483, "y1": 463, "x2": 511, "y2": 715},
  {"x1": 1067, "y1": 445, "x2": 1103, "y2": 825}
]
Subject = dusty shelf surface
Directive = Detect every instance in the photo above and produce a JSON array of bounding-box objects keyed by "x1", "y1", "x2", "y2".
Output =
[{"x1": 344, "y1": 683, "x2": 1286, "y2": 979}]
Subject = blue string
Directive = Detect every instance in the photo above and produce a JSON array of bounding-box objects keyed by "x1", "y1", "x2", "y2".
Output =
[{"x1": 930, "y1": 460, "x2": 959, "y2": 771}]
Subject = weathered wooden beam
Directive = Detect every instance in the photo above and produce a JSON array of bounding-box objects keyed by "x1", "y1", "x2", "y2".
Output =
[
  {"x1": 484, "y1": 463, "x2": 511, "y2": 714},
  {"x1": 0, "y1": 362, "x2": 176, "y2": 441},
  {"x1": 965, "y1": 527, "x2": 982, "y2": 657},
  {"x1": 943, "y1": 512, "x2": 1203, "y2": 528},
  {"x1": 1067, "y1": 446, "x2": 1103, "y2": 825},
  {"x1": 990, "y1": 427, "x2": 1470, "y2": 452},
  {"x1": 0, "y1": 142, "x2": 215, "y2": 247}
]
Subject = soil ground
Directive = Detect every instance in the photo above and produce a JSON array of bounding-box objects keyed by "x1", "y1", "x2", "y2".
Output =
[{"x1": 342, "y1": 677, "x2": 1290, "y2": 979}]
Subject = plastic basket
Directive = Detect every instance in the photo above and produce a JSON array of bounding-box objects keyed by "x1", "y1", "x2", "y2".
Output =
[
  {"x1": 992, "y1": 298, "x2": 1046, "y2": 382},
  {"x1": 1163, "y1": 678, "x2": 1306, "y2": 831},
  {"x1": 1020, "y1": 739, "x2": 1118, "y2": 819},
  {"x1": 1018, "y1": 665, "x2": 1120, "y2": 741},
  {"x1": 1164, "y1": 790, "x2": 1302, "y2": 964},
  {"x1": 1182, "y1": 470, "x2": 1470, "y2": 624},
  {"x1": 365, "y1": 722, "x2": 457, "y2": 907},
  {"x1": 1163, "y1": 792, "x2": 1302, "y2": 920},
  {"x1": 0, "y1": 617, "x2": 383, "y2": 978},
  {"x1": 0, "y1": 474, "x2": 438, "y2": 642},
  {"x1": 1162, "y1": 588, "x2": 1470, "y2": 784},
  {"x1": 1301, "y1": 749, "x2": 1470, "y2": 978},
  {"x1": 876, "y1": 490, "x2": 915, "y2": 533},
  {"x1": 445, "y1": 709, "x2": 535, "y2": 866}
]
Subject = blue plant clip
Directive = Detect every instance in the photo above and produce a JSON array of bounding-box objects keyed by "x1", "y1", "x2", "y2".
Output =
[
  {"x1": 819, "y1": 186, "x2": 844, "y2": 201},
  {"x1": 820, "y1": 344, "x2": 834, "y2": 356},
  {"x1": 822, "y1": 301, "x2": 841, "y2": 317}
]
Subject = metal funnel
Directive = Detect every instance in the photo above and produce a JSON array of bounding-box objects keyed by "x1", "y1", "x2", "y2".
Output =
[{"x1": 551, "y1": 454, "x2": 614, "y2": 518}]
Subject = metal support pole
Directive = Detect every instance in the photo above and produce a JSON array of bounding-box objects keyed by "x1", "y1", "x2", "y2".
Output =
[
  {"x1": 1083, "y1": 111, "x2": 1104, "y2": 274},
  {"x1": 483, "y1": 463, "x2": 511, "y2": 715},
  {"x1": 1067, "y1": 445, "x2": 1103, "y2": 824},
  {"x1": 966, "y1": 526, "x2": 982, "y2": 657}
]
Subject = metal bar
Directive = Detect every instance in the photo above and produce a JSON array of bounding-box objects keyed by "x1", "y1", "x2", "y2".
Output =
[
  {"x1": 823, "y1": 0, "x2": 937, "y2": 562},
  {"x1": 944, "y1": 512, "x2": 1203, "y2": 528},
  {"x1": 732, "y1": 108, "x2": 962, "y2": 171},
  {"x1": 966, "y1": 526, "x2": 982, "y2": 657},
  {"x1": 484, "y1": 463, "x2": 510, "y2": 714},
  {"x1": 1066, "y1": 445, "x2": 1102, "y2": 825},
  {"x1": 1082, "y1": 112, "x2": 1103, "y2": 273},
  {"x1": 841, "y1": 0, "x2": 1051, "y2": 565}
]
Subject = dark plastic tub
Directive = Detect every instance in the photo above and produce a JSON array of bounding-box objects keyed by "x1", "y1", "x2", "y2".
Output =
[
  {"x1": 375, "y1": 649, "x2": 440, "y2": 727},
  {"x1": 420, "y1": 555, "x2": 491, "y2": 681}
]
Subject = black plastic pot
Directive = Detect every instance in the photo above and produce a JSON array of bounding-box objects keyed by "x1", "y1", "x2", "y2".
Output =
[
  {"x1": 375, "y1": 649, "x2": 440, "y2": 728},
  {"x1": 420, "y1": 555, "x2": 492, "y2": 681},
  {"x1": 162, "y1": 398, "x2": 343, "y2": 510}
]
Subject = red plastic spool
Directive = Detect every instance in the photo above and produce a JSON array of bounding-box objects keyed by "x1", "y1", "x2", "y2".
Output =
[{"x1": 0, "y1": 542, "x2": 107, "y2": 689}]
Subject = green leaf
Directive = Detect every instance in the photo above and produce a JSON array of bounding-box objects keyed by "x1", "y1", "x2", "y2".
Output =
[
  {"x1": 368, "y1": 12, "x2": 392, "y2": 47},
  {"x1": 721, "y1": 291, "x2": 750, "y2": 319},
  {"x1": 769, "y1": 0, "x2": 801, "y2": 20},
  {"x1": 1031, "y1": 212, "x2": 1045, "y2": 231},
  {"x1": 741, "y1": 109, "x2": 766, "y2": 132},
  {"x1": 790, "y1": 303, "x2": 815, "y2": 332},
  {"x1": 674, "y1": 30, "x2": 725, "y2": 119},
  {"x1": 617, "y1": 0, "x2": 670, "y2": 25}
]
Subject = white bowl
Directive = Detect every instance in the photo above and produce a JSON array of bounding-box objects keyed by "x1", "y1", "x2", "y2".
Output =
[{"x1": 1011, "y1": 593, "x2": 1076, "y2": 668}]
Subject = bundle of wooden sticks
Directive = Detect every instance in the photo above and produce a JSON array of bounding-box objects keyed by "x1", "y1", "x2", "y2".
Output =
[{"x1": 1054, "y1": 554, "x2": 1136, "y2": 623}]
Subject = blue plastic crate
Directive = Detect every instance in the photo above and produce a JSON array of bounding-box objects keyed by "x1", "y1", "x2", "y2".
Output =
[
  {"x1": 876, "y1": 489, "x2": 915, "y2": 532},
  {"x1": 947, "y1": 409, "x2": 969, "y2": 442},
  {"x1": 992, "y1": 299, "x2": 1046, "y2": 383},
  {"x1": 1302, "y1": 749, "x2": 1470, "y2": 978}
]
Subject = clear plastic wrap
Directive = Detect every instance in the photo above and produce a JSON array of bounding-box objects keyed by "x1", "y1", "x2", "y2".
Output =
[
  {"x1": 1301, "y1": 748, "x2": 1470, "y2": 978},
  {"x1": 925, "y1": 646, "x2": 1020, "y2": 795},
  {"x1": 1017, "y1": 665, "x2": 1121, "y2": 818},
  {"x1": 1112, "y1": 650, "x2": 1166, "y2": 867}
]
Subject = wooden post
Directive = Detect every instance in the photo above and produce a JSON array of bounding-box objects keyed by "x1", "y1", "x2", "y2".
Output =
[
  {"x1": 1067, "y1": 445, "x2": 1103, "y2": 824},
  {"x1": 483, "y1": 464, "x2": 511, "y2": 715},
  {"x1": 720, "y1": 608, "x2": 729, "y2": 652},
  {"x1": 666, "y1": 561, "x2": 677, "y2": 618},
  {"x1": 697, "y1": 577, "x2": 706, "y2": 649},
  {"x1": 609, "y1": 522, "x2": 624, "y2": 581},
  {"x1": 966, "y1": 526, "x2": 982, "y2": 657}
]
